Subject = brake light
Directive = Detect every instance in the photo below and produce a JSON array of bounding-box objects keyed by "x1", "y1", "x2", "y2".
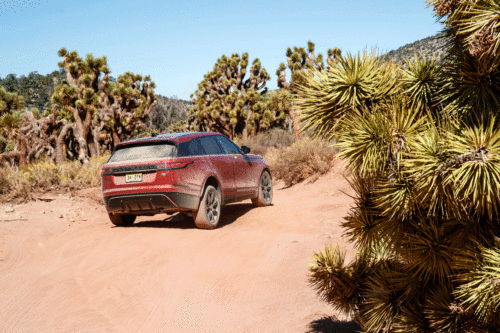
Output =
[
  {"x1": 101, "y1": 167, "x2": 112, "y2": 174},
  {"x1": 159, "y1": 161, "x2": 194, "y2": 170}
]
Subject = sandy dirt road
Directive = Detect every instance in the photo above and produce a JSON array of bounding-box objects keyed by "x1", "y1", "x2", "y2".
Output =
[{"x1": 0, "y1": 165, "x2": 360, "y2": 333}]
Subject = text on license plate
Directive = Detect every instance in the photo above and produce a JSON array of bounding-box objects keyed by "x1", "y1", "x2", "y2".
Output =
[{"x1": 125, "y1": 173, "x2": 143, "y2": 183}]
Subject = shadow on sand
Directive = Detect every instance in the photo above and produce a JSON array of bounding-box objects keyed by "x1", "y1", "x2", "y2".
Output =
[
  {"x1": 307, "y1": 316, "x2": 361, "y2": 333},
  {"x1": 120, "y1": 202, "x2": 264, "y2": 229}
]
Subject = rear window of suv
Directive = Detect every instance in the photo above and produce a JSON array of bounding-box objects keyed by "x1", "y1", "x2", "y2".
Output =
[{"x1": 108, "y1": 142, "x2": 177, "y2": 163}]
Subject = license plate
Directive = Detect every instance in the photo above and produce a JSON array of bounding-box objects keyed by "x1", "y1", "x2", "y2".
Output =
[{"x1": 125, "y1": 173, "x2": 142, "y2": 183}]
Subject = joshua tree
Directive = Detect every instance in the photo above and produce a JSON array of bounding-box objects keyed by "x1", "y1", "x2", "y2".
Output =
[
  {"x1": 1, "y1": 48, "x2": 157, "y2": 166},
  {"x1": 262, "y1": 89, "x2": 292, "y2": 130},
  {"x1": 275, "y1": 41, "x2": 342, "y2": 138},
  {"x1": 295, "y1": 50, "x2": 400, "y2": 140},
  {"x1": 401, "y1": 52, "x2": 442, "y2": 112},
  {"x1": 189, "y1": 53, "x2": 271, "y2": 139},
  {"x1": 49, "y1": 48, "x2": 156, "y2": 163},
  {"x1": 298, "y1": 1, "x2": 500, "y2": 331}
]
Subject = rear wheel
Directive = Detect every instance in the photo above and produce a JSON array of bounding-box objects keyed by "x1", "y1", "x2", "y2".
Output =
[
  {"x1": 109, "y1": 213, "x2": 136, "y2": 226},
  {"x1": 194, "y1": 185, "x2": 221, "y2": 229},
  {"x1": 252, "y1": 170, "x2": 273, "y2": 207}
]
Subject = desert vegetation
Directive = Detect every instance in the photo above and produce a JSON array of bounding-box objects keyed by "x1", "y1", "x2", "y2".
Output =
[
  {"x1": 304, "y1": 1, "x2": 500, "y2": 331},
  {"x1": 1, "y1": 0, "x2": 499, "y2": 331}
]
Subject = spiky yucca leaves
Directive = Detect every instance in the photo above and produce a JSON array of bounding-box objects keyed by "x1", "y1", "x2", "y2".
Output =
[
  {"x1": 336, "y1": 98, "x2": 426, "y2": 177},
  {"x1": 336, "y1": 108, "x2": 392, "y2": 174},
  {"x1": 428, "y1": 1, "x2": 500, "y2": 123},
  {"x1": 398, "y1": 217, "x2": 461, "y2": 285},
  {"x1": 402, "y1": 53, "x2": 442, "y2": 111},
  {"x1": 444, "y1": 121, "x2": 500, "y2": 219},
  {"x1": 455, "y1": 244, "x2": 500, "y2": 326},
  {"x1": 295, "y1": 50, "x2": 400, "y2": 140},
  {"x1": 404, "y1": 119, "x2": 461, "y2": 218},
  {"x1": 424, "y1": 284, "x2": 484, "y2": 333},
  {"x1": 275, "y1": 42, "x2": 342, "y2": 138},
  {"x1": 439, "y1": 44, "x2": 500, "y2": 122},
  {"x1": 359, "y1": 260, "x2": 420, "y2": 333},
  {"x1": 309, "y1": 246, "x2": 383, "y2": 318},
  {"x1": 342, "y1": 173, "x2": 385, "y2": 253},
  {"x1": 427, "y1": 0, "x2": 500, "y2": 64},
  {"x1": 450, "y1": 0, "x2": 500, "y2": 62}
]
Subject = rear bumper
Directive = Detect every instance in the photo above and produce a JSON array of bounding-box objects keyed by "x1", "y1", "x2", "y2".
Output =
[{"x1": 104, "y1": 192, "x2": 200, "y2": 215}]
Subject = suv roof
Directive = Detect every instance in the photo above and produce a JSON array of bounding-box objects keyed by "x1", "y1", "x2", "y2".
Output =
[{"x1": 118, "y1": 131, "x2": 223, "y2": 148}]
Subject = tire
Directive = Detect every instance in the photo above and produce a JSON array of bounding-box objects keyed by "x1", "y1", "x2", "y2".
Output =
[
  {"x1": 109, "y1": 213, "x2": 136, "y2": 226},
  {"x1": 194, "y1": 185, "x2": 221, "y2": 230},
  {"x1": 252, "y1": 170, "x2": 273, "y2": 207}
]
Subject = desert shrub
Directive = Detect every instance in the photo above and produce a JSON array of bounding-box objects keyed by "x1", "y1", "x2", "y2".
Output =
[
  {"x1": 26, "y1": 161, "x2": 60, "y2": 189},
  {"x1": 0, "y1": 153, "x2": 110, "y2": 203},
  {"x1": 0, "y1": 167, "x2": 31, "y2": 202},
  {"x1": 265, "y1": 138, "x2": 337, "y2": 187},
  {"x1": 234, "y1": 128, "x2": 295, "y2": 157},
  {"x1": 72, "y1": 153, "x2": 109, "y2": 188}
]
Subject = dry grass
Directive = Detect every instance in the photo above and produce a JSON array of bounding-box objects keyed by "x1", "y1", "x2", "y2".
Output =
[
  {"x1": 265, "y1": 138, "x2": 338, "y2": 187},
  {"x1": 0, "y1": 131, "x2": 337, "y2": 203},
  {"x1": 0, "y1": 153, "x2": 110, "y2": 203},
  {"x1": 234, "y1": 128, "x2": 295, "y2": 157}
]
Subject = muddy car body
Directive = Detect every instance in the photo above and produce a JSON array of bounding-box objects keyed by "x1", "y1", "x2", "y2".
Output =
[{"x1": 101, "y1": 132, "x2": 273, "y2": 229}]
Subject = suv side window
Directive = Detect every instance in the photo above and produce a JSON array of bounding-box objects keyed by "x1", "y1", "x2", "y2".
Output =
[
  {"x1": 188, "y1": 138, "x2": 205, "y2": 156},
  {"x1": 199, "y1": 136, "x2": 223, "y2": 155},
  {"x1": 177, "y1": 138, "x2": 205, "y2": 157},
  {"x1": 214, "y1": 135, "x2": 242, "y2": 155}
]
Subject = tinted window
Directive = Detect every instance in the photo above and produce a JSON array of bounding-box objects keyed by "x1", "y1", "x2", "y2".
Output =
[
  {"x1": 177, "y1": 138, "x2": 206, "y2": 157},
  {"x1": 199, "y1": 136, "x2": 223, "y2": 155},
  {"x1": 188, "y1": 138, "x2": 205, "y2": 156},
  {"x1": 108, "y1": 143, "x2": 177, "y2": 163},
  {"x1": 214, "y1": 135, "x2": 241, "y2": 154}
]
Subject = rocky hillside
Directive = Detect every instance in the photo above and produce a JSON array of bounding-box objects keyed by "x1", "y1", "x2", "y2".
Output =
[{"x1": 385, "y1": 33, "x2": 447, "y2": 63}]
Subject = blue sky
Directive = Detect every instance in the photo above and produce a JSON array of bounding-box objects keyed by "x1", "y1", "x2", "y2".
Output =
[{"x1": 0, "y1": 0, "x2": 441, "y2": 100}]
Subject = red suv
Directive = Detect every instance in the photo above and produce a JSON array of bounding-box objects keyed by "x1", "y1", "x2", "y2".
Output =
[{"x1": 101, "y1": 132, "x2": 273, "y2": 229}]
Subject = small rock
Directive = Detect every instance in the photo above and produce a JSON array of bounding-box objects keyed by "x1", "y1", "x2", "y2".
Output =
[
  {"x1": 70, "y1": 218, "x2": 75, "y2": 222},
  {"x1": 59, "y1": 214, "x2": 64, "y2": 219},
  {"x1": 5, "y1": 206, "x2": 14, "y2": 213},
  {"x1": 42, "y1": 211, "x2": 45, "y2": 214}
]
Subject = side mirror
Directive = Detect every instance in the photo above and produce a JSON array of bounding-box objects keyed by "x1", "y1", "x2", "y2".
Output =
[{"x1": 241, "y1": 145, "x2": 251, "y2": 154}]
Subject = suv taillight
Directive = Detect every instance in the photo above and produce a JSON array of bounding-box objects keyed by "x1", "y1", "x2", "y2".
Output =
[
  {"x1": 101, "y1": 167, "x2": 112, "y2": 174},
  {"x1": 159, "y1": 161, "x2": 193, "y2": 170}
]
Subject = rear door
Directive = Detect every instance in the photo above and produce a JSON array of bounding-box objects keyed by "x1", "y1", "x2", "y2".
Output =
[
  {"x1": 173, "y1": 137, "x2": 209, "y2": 196},
  {"x1": 103, "y1": 142, "x2": 177, "y2": 196},
  {"x1": 214, "y1": 135, "x2": 257, "y2": 195},
  {"x1": 198, "y1": 135, "x2": 237, "y2": 198}
]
